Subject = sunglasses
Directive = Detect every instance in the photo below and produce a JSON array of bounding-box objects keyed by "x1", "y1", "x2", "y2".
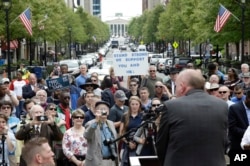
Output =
[
  {"x1": 234, "y1": 92, "x2": 242, "y2": 95},
  {"x1": 152, "y1": 104, "x2": 161, "y2": 107},
  {"x1": 73, "y1": 116, "x2": 84, "y2": 119},
  {"x1": 149, "y1": 70, "x2": 156, "y2": 73},
  {"x1": 49, "y1": 108, "x2": 56, "y2": 111},
  {"x1": 1, "y1": 106, "x2": 11, "y2": 110},
  {"x1": 218, "y1": 91, "x2": 227, "y2": 94},
  {"x1": 130, "y1": 84, "x2": 137, "y2": 87},
  {"x1": 155, "y1": 85, "x2": 163, "y2": 88},
  {"x1": 64, "y1": 96, "x2": 70, "y2": 100}
]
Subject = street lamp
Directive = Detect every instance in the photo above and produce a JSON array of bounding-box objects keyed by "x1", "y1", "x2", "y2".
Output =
[
  {"x1": 68, "y1": 27, "x2": 72, "y2": 59},
  {"x1": 2, "y1": 0, "x2": 12, "y2": 79},
  {"x1": 241, "y1": 0, "x2": 245, "y2": 63}
]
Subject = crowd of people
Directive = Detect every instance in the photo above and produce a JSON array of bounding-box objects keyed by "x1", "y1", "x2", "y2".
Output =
[{"x1": 0, "y1": 61, "x2": 250, "y2": 166}]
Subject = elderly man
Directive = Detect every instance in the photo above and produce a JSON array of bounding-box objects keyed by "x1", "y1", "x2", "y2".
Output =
[
  {"x1": 15, "y1": 104, "x2": 63, "y2": 166},
  {"x1": 156, "y1": 69, "x2": 228, "y2": 166},
  {"x1": 22, "y1": 74, "x2": 45, "y2": 99},
  {"x1": 239, "y1": 63, "x2": 249, "y2": 79},
  {"x1": 141, "y1": 65, "x2": 163, "y2": 98},
  {"x1": 239, "y1": 72, "x2": 250, "y2": 94},
  {"x1": 218, "y1": 86, "x2": 235, "y2": 108},
  {"x1": 76, "y1": 64, "x2": 89, "y2": 87},
  {"x1": 84, "y1": 101, "x2": 117, "y2": 166}
]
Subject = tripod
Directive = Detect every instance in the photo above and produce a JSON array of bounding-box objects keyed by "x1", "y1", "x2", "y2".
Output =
[{"x1": 0, "y1": 134, "x2": 7, "y2": 166}]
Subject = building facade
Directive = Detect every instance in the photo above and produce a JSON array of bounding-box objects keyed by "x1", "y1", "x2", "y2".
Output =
[
  {"x1": 142, "y1": 0, "x2": 162, "y2": 12},
  {"x1": 105, "y1": 18, "x2": 129, "y2": 37}
]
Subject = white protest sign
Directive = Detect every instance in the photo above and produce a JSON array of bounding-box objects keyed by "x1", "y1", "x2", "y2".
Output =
[{"x1": 112, "y1": 52, "x2": 148, "y2": 76}]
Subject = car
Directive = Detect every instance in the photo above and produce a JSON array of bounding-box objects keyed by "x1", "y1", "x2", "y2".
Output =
[
  {"x1": 156, "y1": 58, "x2": 166, "y2": 72},
  {"x1": 150, "y1": 54, "x2": 163, "y2": 65},
  {"x1": 59, "y1": 59, "x2": 80, "y2": 76},
  {"x1": 137, "y1": 45, "x2": 147, "y2": 52},
  {"x1": 173, "y1": 57, "x2": 193, "y2": 70},
  {"x1": 120, "y1": 45, "x2": 127, "y2": 50},
  {"x1": 79, "y1": 57, "x2": 95, "y2": 68},
  {"x1": 164, "y1": 59, "x2": 173, "y2": 75},
  {"x1": 111, "y1": 40, "x2": 119, "y2": 48}
]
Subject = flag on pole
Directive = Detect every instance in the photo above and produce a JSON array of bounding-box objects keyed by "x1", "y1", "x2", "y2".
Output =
[
  {"x1": 214, "y1": 5, "x2": 231, "y2": 32},
  {"x1": 19, "y1": 8, "x2": 32, "y2": 36}
]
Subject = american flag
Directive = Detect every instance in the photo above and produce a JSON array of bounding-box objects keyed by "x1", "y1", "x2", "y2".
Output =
[
  {"x1": 214, "y1": 5, "x2": 231, "y2": 33},
  {"x1": 19, "y1": 8, "x2": 32, "y2": 36}
]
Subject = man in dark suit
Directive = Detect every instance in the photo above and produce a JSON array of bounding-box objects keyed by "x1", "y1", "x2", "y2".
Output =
[
  {"x1": 156, "y1": 69, "x2": 228, "y2": 166},
  {"x1": 228, "y1": 90, "x2": 250, "y2": 166},
  {"x1": 22, "y1": 73, "x2": 45, "y2": 99},
  {"x1": 165, "y1": 67, "x2": 179, "y2": 96}
]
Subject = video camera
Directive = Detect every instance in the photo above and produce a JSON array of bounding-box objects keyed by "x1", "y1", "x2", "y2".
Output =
[{"x1": 142, "y1": 104, "x2": 165, "y2": 121}]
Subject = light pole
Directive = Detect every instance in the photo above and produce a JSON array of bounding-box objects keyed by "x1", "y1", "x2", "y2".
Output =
[
  {"x1": 241, "y1": 0, "x2": 245, "y2": 63},
  {"x1": 68, "y1": 27, "x2": 72, "y2": 59},
  {"x1": 2, "y1": 0, "x2": 12, "y2": 79}
]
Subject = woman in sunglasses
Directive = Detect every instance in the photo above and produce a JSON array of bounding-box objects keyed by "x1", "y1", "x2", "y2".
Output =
[
  {"x1": 62, "y1": 109, "x2": 87, "y2": 166},
  {"x1": 134, "y1": 98, "x2": 161, "y2": 156}
]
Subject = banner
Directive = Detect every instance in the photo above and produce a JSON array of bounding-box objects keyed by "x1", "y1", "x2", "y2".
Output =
[{"x1": 46, "y1": 75, "x2": 70, "y2": 90}]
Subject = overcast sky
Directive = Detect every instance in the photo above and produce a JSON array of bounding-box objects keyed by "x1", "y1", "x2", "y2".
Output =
[{"x1": 101, "y1": 0, "x2": 142, "y2": 21}]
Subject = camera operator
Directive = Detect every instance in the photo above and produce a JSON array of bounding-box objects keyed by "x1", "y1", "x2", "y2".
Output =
[
  {"x1": 134, "y1": 98, "x2": 161, "y2": 156},
  {"x1": 84, "y1": 101, "x2": 118, "y2": 166},
  {"x1": 15, "y1": 105, "x2": 63, "y2": 166}
]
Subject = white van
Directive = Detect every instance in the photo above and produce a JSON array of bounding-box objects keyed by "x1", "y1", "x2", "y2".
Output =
[{"x1": 137, "y1": 45, "x2": 147, "y2": 52}]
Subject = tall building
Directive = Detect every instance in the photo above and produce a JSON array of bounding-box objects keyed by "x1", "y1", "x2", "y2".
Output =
[
  {"x1": 83, "y1": 0, "x2": 101, "y2": 17},
  {"x1": 142, "y1": 0, "x2": 162, "y2": 12}
]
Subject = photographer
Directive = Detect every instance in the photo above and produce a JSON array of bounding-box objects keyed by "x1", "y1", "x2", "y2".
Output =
[
  {"x1": 15, "y1": 105, "x2": 63, "y2": 166},
  {"x1": 84, "y1": 101, "x2": 117, "y2": 166},
  {"x1": 134, "y1": 98, "x2": 161, "y2": 156}
]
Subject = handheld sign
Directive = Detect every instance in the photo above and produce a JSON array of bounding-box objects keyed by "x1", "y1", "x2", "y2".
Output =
[
  {"x1": 46, "y1": 75, "x2": 70, "y2": 90},
  {"x1": 112, "y1": 52, "x2": 148, "y2": 76}
]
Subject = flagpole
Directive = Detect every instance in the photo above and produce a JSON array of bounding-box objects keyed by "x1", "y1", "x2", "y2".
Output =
[
  {"x1": 10, "y1": 7, "x2": 30, "y2": 25},
  {"x1": 219, "y1": 4, "x2": 240, "y2": 22}
]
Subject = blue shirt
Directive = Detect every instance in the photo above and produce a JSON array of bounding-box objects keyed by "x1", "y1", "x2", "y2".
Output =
[
  {"x1": 100, "y1": 123, "x2": 114, "y2": 158},
  {"x1": 75, "y1": 75, "x2": 88, "y2": 87},
  {"x1": 231, "y1": 95, "x2": 246, "y2": 103},
  {"x1": 243, "y1": 101, "x2": 250, "y2": 124}
]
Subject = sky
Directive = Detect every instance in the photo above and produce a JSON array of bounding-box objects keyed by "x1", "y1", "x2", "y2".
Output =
[{"x1": 101, "y1": 0, "x2": 142, "y2": 21}]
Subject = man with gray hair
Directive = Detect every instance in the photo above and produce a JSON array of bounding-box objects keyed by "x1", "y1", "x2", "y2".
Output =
[
  {"x1": 239, "y1": 63, "x2": 249, "y2": 79},
  {"x1": 15, "y1": 105, "x2": 63, "y2": 166},
  {"x1": 156, "y1": 69, "x2": 228, "y2": 166}
]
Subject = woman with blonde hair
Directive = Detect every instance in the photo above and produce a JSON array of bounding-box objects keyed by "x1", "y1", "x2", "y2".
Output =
[
  {"x1": 119, "y1": 96, "x2": 143, "y2": 166},
  {"x1": 62, "y1": 109, "x2": 87, "y2": 166}
]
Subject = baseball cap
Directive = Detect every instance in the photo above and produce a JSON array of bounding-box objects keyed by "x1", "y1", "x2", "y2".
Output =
[
  {"x1": 242, "y1": 72, "x2": 250, "y2": 78},
  {"x1": 95, "y1": 101, "x2": 110, "y2": 108},
  {"x1": 2, "y1": 78, "x2": 10, "y2": 84},
  {"x1": 114, "y1": 90, "x2": 127, "y2": 101}
]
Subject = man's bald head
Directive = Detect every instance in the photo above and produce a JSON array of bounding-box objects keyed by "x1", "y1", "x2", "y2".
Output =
[{"x1": 175, "y1": 69, "x2": 205, "y2": 97}]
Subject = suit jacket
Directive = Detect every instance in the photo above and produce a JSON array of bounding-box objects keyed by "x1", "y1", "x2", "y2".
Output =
[
  {"x1": 84, "y1": 119, "x2": 117, "y2": 166},
  {"x1": 156, "y1": 89, "x2": 228, "y2": 166},
  {"x1": 228, "y1": 102, "x2": 249, "y2": 151},
  {"x1": 165, "y1": 79, "x2": 175, "y2": 95},
  {"x1": 15, "y1": 122, "x2": 63, "y2": 147},
  {"x1": 22, "y1": 84, "x2": 45, "y2": 99}
]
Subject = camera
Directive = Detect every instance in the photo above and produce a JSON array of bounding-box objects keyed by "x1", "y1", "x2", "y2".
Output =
[
  {"x1": 103, "y1": 139, "x2": 117, "y2": 158},
  {"x1": 36, "y1": 115, "x2": 48, "y2": 121},
  {"x1": 20, "y1": 115, "x2": 26, "y2": 125},
  {"x1": 101, "y1": 110, "x2": 107, "y2": 116}
]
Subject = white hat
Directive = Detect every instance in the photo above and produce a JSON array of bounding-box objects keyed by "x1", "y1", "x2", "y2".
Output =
[{"x1": 1, "y1": 78, "x2": 10, "y2": 84}]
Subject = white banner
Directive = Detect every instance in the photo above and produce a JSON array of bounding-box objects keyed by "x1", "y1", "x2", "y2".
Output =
[{"x1": 112, "y1": 52, "x2": 148, "y2": 76}]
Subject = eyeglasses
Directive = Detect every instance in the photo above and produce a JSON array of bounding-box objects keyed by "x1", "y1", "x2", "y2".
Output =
[
  {"x1": 155, "y1": 85, "x2": 163, "y2": 88},
  {"x1": 218, "y1": 91, "x2": 227, "y2": 94},
  {"x1": 152, "y1": 104, "x2": 161, "y2": 107},
  {"x1": 64, "y1": 96, "x2": 70, "y2": 100},
  {"x1": 149, "y1": 70, "x2": 156, "y2": 73},
  {"x1": 49, "y1": 108, "x2": 56, "y2": 111},
  {"x1": 1, "y1": 106, "x2": 11, "y2": 110},
  {"x1": 73, "y1": 116, "x2": 84, "y2": 119},
  {"x1": 130, "y1": 84, "x2": 137, "y2": 87},
  {"x1": 91, "y1": 79, "x2": 97, "y2": 82},
  {"x1": 235, "y1": 92, "x2": 242, "y2": 95}
]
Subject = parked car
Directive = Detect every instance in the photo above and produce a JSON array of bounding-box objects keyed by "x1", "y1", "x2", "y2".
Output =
[
  {"x1": 150, "y1": 54, "x2": 163, "y2": 65},
  {"x1": 79, "y1": 57, "x2": 95, "y2": 68},
  {"x1": 156, "y1": 58, "x2": 166, "y2": 72},
  {"x1": 164, "y1": 59, "x2": 173, "y2": 75},
  {"x1": 111, "y1": 40, "x2": 119, "y2": 48},
  {"x1": 59, "y1": 59, "x2": 80, "y2": 76},
  {"x1": 119, "y1": 45, "x2": 127, "y2": 50},
  {"x1": 173, "y1": 57, "x2": 193, "y2": 70}
]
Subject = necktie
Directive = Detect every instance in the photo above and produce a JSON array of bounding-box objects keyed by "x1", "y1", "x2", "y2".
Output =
[{"x1": 35, "y1": 125, "x2": 40, "y2": 135}]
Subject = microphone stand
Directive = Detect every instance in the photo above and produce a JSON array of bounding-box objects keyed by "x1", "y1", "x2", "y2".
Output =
[{"x1": 0, "y1": 134, "x2": 7, "y2": 166}]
